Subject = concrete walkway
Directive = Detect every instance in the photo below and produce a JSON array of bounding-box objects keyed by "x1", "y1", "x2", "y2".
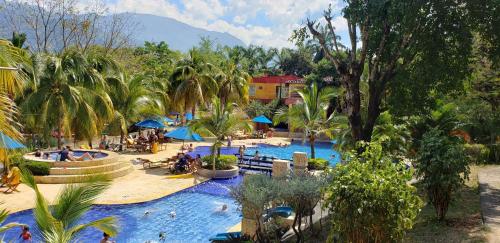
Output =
[{"x1": 478, "y1": 166, "x2": 500, "y2": 242}]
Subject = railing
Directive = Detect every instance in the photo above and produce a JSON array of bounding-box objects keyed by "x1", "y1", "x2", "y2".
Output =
[{"x1": 235, "y1": 154, "x2": 294, "y2": 176}]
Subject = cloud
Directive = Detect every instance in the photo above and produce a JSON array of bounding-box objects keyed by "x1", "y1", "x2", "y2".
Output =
[{"x1": 104, "y1": 0, "x2": 347, "y2": 48}]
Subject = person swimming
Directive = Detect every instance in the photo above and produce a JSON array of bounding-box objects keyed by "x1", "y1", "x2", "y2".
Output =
[
  {"x1": 159, "y1": 231, "x2": 167, "y2": 242},
  {"x1": 169, "y1": 211, "x2": 176, "y2": 219},
  {"x1": 19, "y1": 226, "x2": 32, "y2": 242},
  {"x1": 221, "y1": 204, "x2": 228, "y2": 211}
]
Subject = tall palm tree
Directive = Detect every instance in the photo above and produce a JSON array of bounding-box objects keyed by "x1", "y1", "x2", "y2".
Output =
[
  {"x1": 215, "y1": 61, "x2": 251, "y2": 105},
  {"x1": 107, "y1": 74, "x2": 159, "y2": 148},
  {"x1": 20, "y1": 169, "x2": 118, "y2": 242},
  {"x1": 22, "y1": 51, "x2": 113, "y2": 149},
  {"x1": 190, "y1": 98, "x2": 251, "y2": 173},
  {"x1": 274, "y1": 82, "x2": 337, "y2": 158},
  {"x1": 171, "y1": 49, "x2": 217, "y2": 122}
]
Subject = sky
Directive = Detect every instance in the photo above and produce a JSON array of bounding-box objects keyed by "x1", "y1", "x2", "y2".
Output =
[{"x1": 102, "y1": 0, "x2": 349, "y2": 48}]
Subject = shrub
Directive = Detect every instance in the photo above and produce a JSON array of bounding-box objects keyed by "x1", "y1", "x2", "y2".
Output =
[
  {"x1": 12, "y1": 160, "x2": 51, "y2": 176},
  {"x1": 416, "y1": 128, "x2": 469, "y2": 221},
  {"x1": 464, "y1": 143, "x2": 490, "y2": 164},
  {"x1": 307, "y1": 158, "x2": 328, "y2": 170},
  {"x1": 202, "y1": 155, "x2": 238, "y2": 170},
  {"x1": 325, "y1": 142, "x2": 422, "y2": 242}
]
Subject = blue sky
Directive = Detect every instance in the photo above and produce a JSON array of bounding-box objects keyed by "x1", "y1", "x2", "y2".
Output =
[{"x1": 102, "y1": 0, "x2": 349, "y2": 48}]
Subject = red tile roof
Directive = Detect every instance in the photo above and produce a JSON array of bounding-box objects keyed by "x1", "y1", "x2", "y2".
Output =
[{"x1": 252, "y1": 75, "x2": 304, "y2": 84}]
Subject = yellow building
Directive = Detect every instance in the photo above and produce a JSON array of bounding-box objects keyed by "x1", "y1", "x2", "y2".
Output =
[{"x1": 249, "y1": 75, "x2": 306, "y2": 105}]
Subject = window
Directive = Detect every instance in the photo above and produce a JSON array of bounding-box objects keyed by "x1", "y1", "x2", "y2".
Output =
[{"x1": 249, "y1": 85, "x2": 256, "y2": 96}]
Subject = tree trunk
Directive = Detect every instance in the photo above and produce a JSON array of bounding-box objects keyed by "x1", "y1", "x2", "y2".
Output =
[
  {"x1": 309, "y1": 135, "x2": 316, "y2": 159},
  {"x1": 119, "y1": 130, "x2": 125, "y2": 151},
  {"x1": 343, "y1": 75, "x2": 363, "y2": 142},
  {"x1": 57, "y1": 119, "x2": 62, "y2": 149},
  {"x1": 191, "y1": 104, "x2": 196, "y2": 118}
]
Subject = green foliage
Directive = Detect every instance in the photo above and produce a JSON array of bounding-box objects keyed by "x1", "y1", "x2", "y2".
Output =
[
  {"x1": 13, "y1": 160, "x2": 50, "y2": 176},
  {"x1": 464, "y1": 144, "x2": 491, "y2": 164},
  {"x1": 201, "y1": 155, "x2": 237, "y2": 170},
  {"x1": 416, "y1": 128, "x2": 470, "y2": 221},
  {"x1": 274, "y1": 82, "x2": 338, "y2": 158},
  {"x1": 20, "y1": 169, "x2": 118, "y2": 242},
  {"x1": 244, "y1": 99, "x2": 282, "y2": 119},
  {"x1": 325, "y1": 142, "x2": 422, "y2": 242},
  {"x1": 307, "y1": 158, "x2": 328, "y2": 170},
  {"x1": 0, "y1": 203, "x2": 25, "y2": 236}
]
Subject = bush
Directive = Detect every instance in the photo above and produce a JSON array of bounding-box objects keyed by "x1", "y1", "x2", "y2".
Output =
[
  {"x1": 325, "y1": 142, "x2": 422, "y2": 242},
  {"x1": 464, "y1": 143, "x2": 490, "y2": 164},
  {"x1": 416, "y1": 128, "x2": 469, "y2": 221},
  {"x1": 12, "y1": 160, "x2": 51, "y2": 176},
  {"x1": 308, "y1": 158, "x2": 328, "y2": 170},
  {"x1": 202, "y1": 155, "x2": 238, "y2": 170}
]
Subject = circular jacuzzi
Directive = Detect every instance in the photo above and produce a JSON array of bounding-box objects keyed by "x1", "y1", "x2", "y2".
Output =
[{"x1": 24, "y1": 150, "x2": 109, "y2": 162}]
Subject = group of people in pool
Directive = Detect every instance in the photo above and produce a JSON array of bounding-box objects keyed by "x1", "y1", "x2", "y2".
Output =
[{"x1": 33, "y1": 146, "x2": 95, "y2": 161}]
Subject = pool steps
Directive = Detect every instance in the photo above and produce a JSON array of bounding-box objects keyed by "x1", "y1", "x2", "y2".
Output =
[{"x1": 30, "y1": 151, "x2": 133, "y2": 184}]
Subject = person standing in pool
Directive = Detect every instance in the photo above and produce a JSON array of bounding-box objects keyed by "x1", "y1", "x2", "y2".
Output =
[
  {"x1": 253, "y1": 151, "x2": 260, "y2": 160},
  {"x1": 19, "y1": 226, "x2": 32, "y2": 242}
]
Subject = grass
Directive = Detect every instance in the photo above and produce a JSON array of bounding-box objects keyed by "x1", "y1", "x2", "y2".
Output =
[{"x1": 405, "y1": 165, "x2": 487, "y2": 243}]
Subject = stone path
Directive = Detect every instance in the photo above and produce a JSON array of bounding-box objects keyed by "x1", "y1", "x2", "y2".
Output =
[{"x1": 478, "y1": 166, "x2": 500, "y2": 242}]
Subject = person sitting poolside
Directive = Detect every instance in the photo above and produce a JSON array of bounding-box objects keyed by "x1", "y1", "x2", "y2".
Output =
[
  {"x1": 173, "y1": 154, "x2": 188, "y2": 173},
  {"x1": 188, "y1": 143, "x2": 194, "y2": 152},
  {"x1": 4, "y1": 166, "x2": 21, "y2": 193},
  {"x1": 65, "y1": 146, "x2": 94, "y2": 161}
]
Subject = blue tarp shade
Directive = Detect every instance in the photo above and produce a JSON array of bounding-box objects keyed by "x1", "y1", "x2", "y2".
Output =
[
  {"x1": 252, "y1": 115, "x2": 272, "y2": 124},
  {"x1": 0, "y1": 132, "x2": 25, "y2": 149},
  {"x1": 135, "y1": 119, "x2": 165, "y2": 129},
  {"x1": 185, "y1": 113, "x2": 193, "y2": 121},
  {"x1": 164, "y1": 126, "x2": 203, "y2": 141}
]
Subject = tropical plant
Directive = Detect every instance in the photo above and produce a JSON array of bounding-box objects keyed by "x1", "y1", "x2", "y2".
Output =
[
  {"x1": 215, "y1": 61, "x2": 251, "y2": 105},
  {"x1": 190, "y1": 97, "x2": 251, "y2": 173},
  {"x1": 201, "y1": 155, "x2": 237, "y2": 170},
  {"x1": 107, "y1": 74, "x2": 158, "y2": 147},
  {"x1": 416, "y1": 128, "x2": 470, "y2": 221},
  {"x1": 0, "y1": 39, "x2": 30, "y2": 140},
  {"x1": 21, "y1": 50, "x2": 115, "y2": 148},
  {"x1": 274, "y1": 82, "x2": 337, "y2": 158},
  {"x1": 20, "y1": 169, "x2": 118, "y2": 242},
  {"x1": 171, "y1": 49, "x2": 218, "y2": 120},
  {"x1": 325, "y1": 142, "x2": 422, "y2": 242}
]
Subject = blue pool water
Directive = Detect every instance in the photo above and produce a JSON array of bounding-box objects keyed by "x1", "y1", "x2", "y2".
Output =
[
  {"x1": 246, "y1": 141, "x2": 340, "y2": 166},
  {"x1": 1, "y1": 177, "x2": 243, "y2": 242},
  {"x1": 46, "y1": 150, "x2": 108, "y2": 161},
  {"x1": 187, "y1": 141, "x2": 340, "y2": 166}
]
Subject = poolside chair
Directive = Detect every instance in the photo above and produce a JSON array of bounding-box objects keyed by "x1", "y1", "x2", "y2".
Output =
[
  {"x1": 209, "y1": 232, "x2": 244, "y2": 242},
  {"x1": 4, "y1": 167, "x2": 21, "y2": 193}
]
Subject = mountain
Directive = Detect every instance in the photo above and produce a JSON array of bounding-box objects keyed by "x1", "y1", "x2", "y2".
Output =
[
  {"x1": 0, "y1": 4, "x2": 245, "y2": 52},
  {"x1": 124, "y1": 13, "x2": 245, "y2": 51}
]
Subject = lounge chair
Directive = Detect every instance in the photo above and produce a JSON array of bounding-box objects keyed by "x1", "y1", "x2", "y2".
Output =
[{"x1": 4, "y1": 167, "x2": 21, "y2": 193}]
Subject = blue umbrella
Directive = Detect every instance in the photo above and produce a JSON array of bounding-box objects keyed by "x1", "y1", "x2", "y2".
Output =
[
  {"x1": 185, "y1": 113, "x2": 193, "y2": 121},
  {"x1": 0, "y1": 132, "x2": 25, "y2": 149},
  {"x1": 158, "y1": 116, "x2": 174, "y2": 124},
  {"x1": 135, "y1": 119, "x2": 165, "y2": 129},
  {"x1": 252, "y1": 115, "x2": 272, "y2": 124},
  {"x1": 164, "y1": 126, "x2": 203, "y2": 142}
]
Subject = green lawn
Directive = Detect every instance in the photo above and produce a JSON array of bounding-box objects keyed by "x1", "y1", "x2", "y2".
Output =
[{"x1": 405, "y1": 166, "x2": 487, "y2": 243}]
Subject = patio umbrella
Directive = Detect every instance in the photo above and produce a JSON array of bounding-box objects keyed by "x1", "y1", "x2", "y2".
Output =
[
  {"x1": 252, "y1": 115, "x2": 272, "y2": 124},
  {"x1": 135, "y1": 119, "x2": 166, "y2": 129},
  {"x1": 185, "y1": 113, "x2": 193, "y2": 121},
  {"x1": 0, "y1": 132, "x2": 26, "y2": 172},
  {"x1": 0, "y1": 132, "x2": 26, "y2": 149},
  {"x1": 164, "y1": 126, "x2": 203, "y2": 145}
]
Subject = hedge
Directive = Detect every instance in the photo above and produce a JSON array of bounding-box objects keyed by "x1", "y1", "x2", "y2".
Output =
[
  {"x1": 308, "y1": 158, "x2": 329, "y2": 170},
  {"x1": 12, "y1": 160, "x2": 51, "y2": 176},
  {"x1": 202, "y1": 155, "x2": 238, "y2": 170}
]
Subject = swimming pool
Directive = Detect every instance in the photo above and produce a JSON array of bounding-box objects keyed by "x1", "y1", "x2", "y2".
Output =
[
  {"x1": 2, "y1": 177, "x2": 243, "y2": 242},
  {"x1": 46, "y1": 150, "x2": 108, "y2": 161},
  {"x1": 246, "y1": 141, "x2": 340, "y2": 166},
  {"x1": 187, "y1": 141, "x2": 340, "y2": 166}
]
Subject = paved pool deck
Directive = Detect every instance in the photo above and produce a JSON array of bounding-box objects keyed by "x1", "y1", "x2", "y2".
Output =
[
  {"x1": 478, "y1": 165, "x2": 500, "y2": 242},
  {"x1": 0, "y1": 137, "x2": 291, "y2": 213}
]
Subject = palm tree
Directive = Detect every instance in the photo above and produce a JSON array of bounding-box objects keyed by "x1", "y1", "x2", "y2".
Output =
[
  {"x1": 215, "y1": 61, "x2": 251, "y2": 105},
  {"x1": 22, "y1": 51, "x2": 114, "y2": 149},
  {"x1": 0, "y1": 39, "x2": 30, "y2": 140},
  {"x1": 171, "y1": 49, "x2": 217, "y2": 122},
  {"x1": 20, "y1": 169, "x2": 118, "y2": 242},
  {"x1": 190, "y1": 97, "x2": 251, "y2": 173},
  {"x1": 107, "y1": 74, "x2": 159, "y2": 148},
  {"x1": 274, "y1": 82, "x2": 337, "y2": 158}
]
